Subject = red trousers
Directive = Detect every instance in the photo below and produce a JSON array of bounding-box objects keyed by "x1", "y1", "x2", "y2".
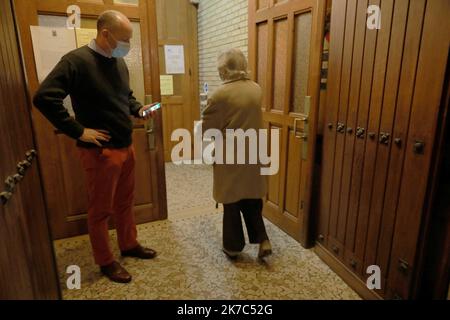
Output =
[{"x1": 78, "y1": 146, "x2": 138, "y2": 266}]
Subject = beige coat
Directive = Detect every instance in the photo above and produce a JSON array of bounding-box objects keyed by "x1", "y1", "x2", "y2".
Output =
[{"x1": 201, "y1": 77, "x2": 268, "y2": 204}]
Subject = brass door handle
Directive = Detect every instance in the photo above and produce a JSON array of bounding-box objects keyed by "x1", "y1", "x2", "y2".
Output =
[
  {"x1": 146, "y1": 119, "x2": 156, "y2": 151},
  {"x1": 293, "y1": 116, "x2": 308, "y2": 139}
]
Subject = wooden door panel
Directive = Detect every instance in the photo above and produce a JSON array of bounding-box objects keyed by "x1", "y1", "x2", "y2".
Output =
[
  {"x1": 266, "y1": 124, "x2": 283, "y2": 207},
  {"x1": 256, "y1": 22, "x2": 269, "y2": 109},
  {"x1": 0, "y1": 0, "x2": 59, "y2": 298},
  {"x1": 317, "y1": 0, "x2": 346, "y2": 247},
  {"x1": 354, "y1": 0, "x2": 394, "y2": 266},
  {"x1": 156, "y1": 0, "x2": 200, "y2": 162},
  {"x1": 272, "y1": 17, "x2": 289, "y2": 112},
  {"x1": 344, "y1": 0, "x2": 378, "y2": 266},
  {"x1": 250, "y1": 0, "x2": 326, "y2": 245},
  {"x1": 336, "y1": 0, "x2": 367, "y2": 248},
  {"x1": 133, "y1": 129, "x2": 155, "y2": 206},
  {"x1": 317, "y1": 0, "x2": 449, "y2": 299},
  {"x1": 376, "y1": 0, "x2": 426, "y2": 280},
  {"x1": 284, "y1": 130, "x2": 303, "y2": 218},
  {"x1": 58, "y1": 135, "x2": 88, "y2": 217},
  {"x1": 327, "y1": 0, "x2": 357, "y2": 252},
  {"x1": 387, "y1": 0, "x2": 450, "y2": 299},
  {"x1": 364, "y1": 0, "x2": 409, "y2": 278}
]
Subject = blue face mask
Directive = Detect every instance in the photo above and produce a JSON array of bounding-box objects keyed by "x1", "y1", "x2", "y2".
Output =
[{"x1": 109, "y1": 33, "x2": 131, "y2": 58}]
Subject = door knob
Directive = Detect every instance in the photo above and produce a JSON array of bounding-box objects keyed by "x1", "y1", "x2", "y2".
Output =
[
  {"x1": 413, "y1": 141, "x2": 425, "y2": 154},
  {"x1": 337, "y1": 123, "x2": 345, "y2": 133}
]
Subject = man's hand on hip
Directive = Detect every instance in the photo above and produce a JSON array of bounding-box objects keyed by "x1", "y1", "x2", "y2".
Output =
[{"x1": 79, "y1": 129, "x2": 111, "y2": 147}]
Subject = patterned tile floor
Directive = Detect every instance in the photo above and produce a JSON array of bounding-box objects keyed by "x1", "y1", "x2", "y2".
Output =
[{"x1": 54, "y1": 164, "x2": 360, "y2": 300}]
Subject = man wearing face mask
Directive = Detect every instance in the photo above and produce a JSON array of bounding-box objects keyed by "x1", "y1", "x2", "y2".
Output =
[{"x1": 33, "y1": 10, "x2": 157, "y2": 284}]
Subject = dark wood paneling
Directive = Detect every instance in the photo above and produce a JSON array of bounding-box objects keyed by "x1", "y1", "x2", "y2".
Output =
[
  {"x1": 317, "y1": 0, "x2": 450, "y2": 299},
  {"x1": 0, "y1": 0, "x2": 59, "y2": 299},
  {"x1": 376, "y1": 0, "x2": 426, "y2": 287},
  {"x1": 317, "y1": 0, "x2": 347, "y2": 246},
  {"x1": 387, "y1": 0, "x2": 450, "y2": 299},
  {"x1": 364, "y1": 0, "x2": 409, "y2": 284},
  {"x1": 327, "y1": 0, "x2": 357, "y2": 258}
]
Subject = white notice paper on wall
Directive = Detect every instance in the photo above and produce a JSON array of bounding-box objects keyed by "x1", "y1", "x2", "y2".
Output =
[
  {"x1": 30, "y1": 26, "x2": 77, "y2": 83},
  {"x1": 164, "y1": 45, "x2": 185, "y2": 74},
  {"x1": 30, "y1": 26, "x2": 77, "y2": 116}
]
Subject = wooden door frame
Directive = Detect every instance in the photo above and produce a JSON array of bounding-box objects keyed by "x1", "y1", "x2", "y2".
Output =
[
  {"x1": 248, "y1": 0, "x2": 326, "y2": 247},
  {"x1": 12, "y1": 0, "x2": 167, "y2": 237},
  {"x1": 1, "y1": 0, "x2": 61, "y2": 299},
  {"x1": 413, "y1": 56, "x2": 450, "y2": 299}
]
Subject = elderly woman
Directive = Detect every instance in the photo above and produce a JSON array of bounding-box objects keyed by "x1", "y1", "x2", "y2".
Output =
[{"x1": 200, "y1": 48, "x2": 272, "y2": 259}]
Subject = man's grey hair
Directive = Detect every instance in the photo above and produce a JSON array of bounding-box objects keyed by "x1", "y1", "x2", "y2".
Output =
[
  {"x1": 97, "y1": 10, "x2": 128, "y2": 32},
  {"x1": 217, "y1": 48, "x2": 249, "y2": 81}
]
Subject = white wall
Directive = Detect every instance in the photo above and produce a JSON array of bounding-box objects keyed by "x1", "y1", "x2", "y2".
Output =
[{"x1": 197, "y1": 0, "x2": 248, "y2": 95}]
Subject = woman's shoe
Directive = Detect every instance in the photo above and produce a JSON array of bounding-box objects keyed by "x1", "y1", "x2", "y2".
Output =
[
  {"x1": 222, "y1": 248, "x2": 240, "y2": 259},
  {"x1": 258, "y1": 240, "x2": 272, "y2": 259}
]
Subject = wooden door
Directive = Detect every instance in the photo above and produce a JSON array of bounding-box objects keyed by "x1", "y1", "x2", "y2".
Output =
[
  {"x1": 0, "y1": 0, "x2": 60, "y2": 299},
  {"x1": 156, "y1": 0, "x2": 200, "y2": 162},
  {"x1": 248, "y1": 0, "x2": 326, "y2": 245},
  {"x1": 316, "y1": 0, "x2": 450, "y2": 299},
  {"x1": 13, "y1": 0, "x2": 167, "y2": 239}
]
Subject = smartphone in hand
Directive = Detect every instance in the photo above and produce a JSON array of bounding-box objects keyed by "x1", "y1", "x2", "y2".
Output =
[{"x1": 142, "y1": 102, "x2": 161, "y2": 118}]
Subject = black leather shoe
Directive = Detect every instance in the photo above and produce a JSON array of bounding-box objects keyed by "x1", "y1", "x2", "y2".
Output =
[
  {"x1": 222, "y1": 248, "x2": 240, "y2": 260},
  {"x1": 100, "y1": 261, "x2": 132, "y2": 284},
  {"x1": 121, "y1": 244, "x2": 157, "y2": 259}
]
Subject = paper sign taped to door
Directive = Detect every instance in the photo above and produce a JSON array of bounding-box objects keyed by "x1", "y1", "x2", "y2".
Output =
[
  {"x1": 30, "y1": 26, "x2": 77, "y2": 117},
  {"x1": 164, "y1": 45, "x2": 185, "y2": 74},
  {"x1": 160, "y1": 75, "x2": 174, "y2": 95},
  {"x1": 30, "y1": 26, "x2": 77, "y2": 83}
]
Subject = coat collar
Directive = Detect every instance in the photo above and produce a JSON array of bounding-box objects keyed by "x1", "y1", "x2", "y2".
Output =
[{"x1": 223, "y1": 76, "x2": 250, "y2": 84}]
